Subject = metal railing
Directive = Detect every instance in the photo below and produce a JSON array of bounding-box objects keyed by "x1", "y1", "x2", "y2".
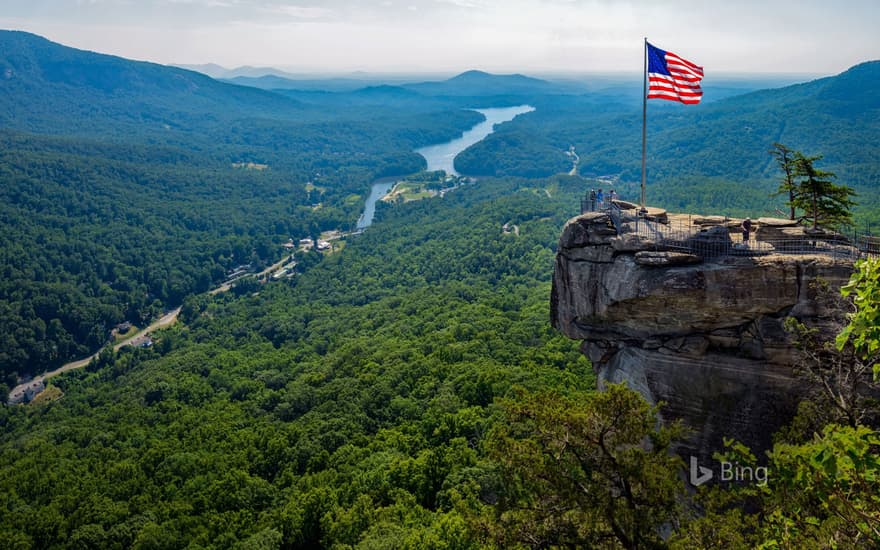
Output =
[
  {"x1": 622, "y1": 217, "x2": 873, "y2": 261},
  {"x1": 608, "y1": 202, "x2": 623, "y2": 234}
]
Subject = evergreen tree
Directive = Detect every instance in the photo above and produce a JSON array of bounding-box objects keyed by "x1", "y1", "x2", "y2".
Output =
[
  {"x1": 792, "y1": 153, "x2": 857, "y2": 230},
  {"x1": 770, "y1": 142, "x2": 799, "y2": 220}
]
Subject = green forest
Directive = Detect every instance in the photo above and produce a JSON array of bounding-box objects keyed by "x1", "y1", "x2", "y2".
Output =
[
  {"x1": 2, "y1": 176, "x2": 879, "y2": 548},
  {"x1": 0, "y1": 176, "x2": 594, "y2": 547},
  {"x1": 0, "y1": 30, "x2": 489, "y2": 379},
  {"x1": 2, "y1": 30, "x2": 879, "y2": 549},
  {"x1": 0, "y1": 120, "x2": 473, "y2": 381}
]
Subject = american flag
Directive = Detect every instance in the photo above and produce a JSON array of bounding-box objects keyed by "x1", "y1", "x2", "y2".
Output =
[{"x1": 647, "y1": 42, "x2": 703, "y2": 104}]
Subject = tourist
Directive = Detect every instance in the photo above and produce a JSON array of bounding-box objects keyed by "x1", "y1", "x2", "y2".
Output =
[
  {"x1": 741, "y1": 217, "x2": 752, "y2": 242},
  {"x1": 589, "y1": 188, "x2": 596, "y2": 211},
  {"x1": 610, "y1": 189, "x2": 619, "y2": 203},
  {"x1": 596, "y1": 188, "x2": 605, "y2": 209}
]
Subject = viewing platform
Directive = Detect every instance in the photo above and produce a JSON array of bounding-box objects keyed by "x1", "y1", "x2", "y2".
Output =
[{"x1": 579, "y1": 199, "x2": 875, "y2": 263}]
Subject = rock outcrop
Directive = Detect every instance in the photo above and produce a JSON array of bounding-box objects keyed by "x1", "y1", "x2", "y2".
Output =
[{"x1": 551, "y1": 212, "x2": 856, "y2": 459}]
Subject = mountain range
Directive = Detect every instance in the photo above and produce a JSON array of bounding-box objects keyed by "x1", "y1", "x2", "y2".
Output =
[
  {"x1": 2, "y1": 29, "x2": 878, "y2": 213},
  {"x1": 451, "y1": 58, "x2": 880, "y2": 221},
  {"x1": 0, "y1": 30, "x2": 306, "y2": 137}
]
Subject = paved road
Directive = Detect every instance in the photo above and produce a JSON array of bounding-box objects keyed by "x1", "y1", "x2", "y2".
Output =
[
  {"x1": 7, "y1": 307, "x2": 182, "y2": 404},
  {"x1": 567, "y1": 147, "x2": 579, "y2": 176},
  {"x1": 8, "y1": 254, "x2": 300, "y2": 404},
  {"x1": 7, "y1": 253, "x2": 304, "y2": 404}
]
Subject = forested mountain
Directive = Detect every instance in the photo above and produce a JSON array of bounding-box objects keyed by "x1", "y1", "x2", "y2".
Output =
[
  {"x1": 401, "y1": 70, "x2": 558, "y2": 97},
  {"x1": 0, "y1": 31, "x2": 309, "y2": 136},
  {"x1": 0, "y1": 32, "x2": 487, "y2": 381},
  {"x1": 456, "y1": 60, "x2": 880, "y2": 223}
]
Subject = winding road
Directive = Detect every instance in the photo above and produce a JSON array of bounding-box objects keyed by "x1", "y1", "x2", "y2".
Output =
[
  {"x1": 8, "y1": 254, "x2": 296, "y2": 404},
  {"x1": 7, "y1": 307, "x2": 181, "y2": 404}
]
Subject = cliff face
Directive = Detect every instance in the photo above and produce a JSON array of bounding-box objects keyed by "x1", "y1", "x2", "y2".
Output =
[{"x1": 551, "y1": 212, "x2": 855, "y2": 458}]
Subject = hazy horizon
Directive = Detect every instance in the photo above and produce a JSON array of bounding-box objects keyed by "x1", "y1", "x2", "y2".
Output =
[
  {"x1": 2, "y1": 1, "x2": 877, "y2": 76},
  {"x1": 176, "y1": 64, "x2": 827, "y2": 80}
]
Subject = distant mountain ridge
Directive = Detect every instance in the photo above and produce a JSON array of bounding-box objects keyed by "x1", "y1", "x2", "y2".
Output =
[
  {"x1": 453, "y1": 58, "x2": 880, "y2": 221},
  {"x1": 219, "y1": 68, "x2": 561, "y2": 97},
  {"x1": 224, "y1": 74, "x2": 403, "y2": 93},
  {"x1": 401, "y1": 69, "x2": 558, "y2": 97},
  {"x1": 0, "y1": 30, "x2": 303, "y2": 135},
  {"x1": 177, "y1": 63, "x2": 304, "y2": 80}
]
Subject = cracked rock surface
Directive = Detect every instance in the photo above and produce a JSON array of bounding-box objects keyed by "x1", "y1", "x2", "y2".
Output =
[{"x1": 551, "y1": 213, "x2": 854, "y2": 458}]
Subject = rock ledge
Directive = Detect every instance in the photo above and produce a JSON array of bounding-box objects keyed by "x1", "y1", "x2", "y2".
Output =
[{"x1": 551, "y1": 212, "x2": 855, "y2": 458}]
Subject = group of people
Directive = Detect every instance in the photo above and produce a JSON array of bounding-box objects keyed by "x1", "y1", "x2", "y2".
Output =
[
  {"x1": 587, "y1": 188, "x2": 618, "y2": 211},
  {"x1": 584, "y1": 185, "x2": 755, "y2": 243}
]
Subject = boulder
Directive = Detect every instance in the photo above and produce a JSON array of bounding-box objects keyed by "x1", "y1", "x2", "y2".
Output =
[
  {"x1": 757, "y1": 217, "x2": 800, "y2": 227},
  {"x1": 558, "y1": 213, "x2": 617, "y2": 249},
  {"x1": 686, "y1": 225, "x2": 732, "y2": 257},
  {"x1": 756, "y1": 220, "x2": 806, "y2": 242},
  {"x1": 613, "y1": 199, "x2": 640, "y2": 211}
]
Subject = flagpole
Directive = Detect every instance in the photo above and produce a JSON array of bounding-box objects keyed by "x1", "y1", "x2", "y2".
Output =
[{"x1": 640, "y1": 37, "x2": 648, "y2": 214}]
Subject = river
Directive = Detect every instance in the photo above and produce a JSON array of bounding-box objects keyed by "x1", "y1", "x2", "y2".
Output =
[
  {"x1": 356, "y1": 104, "x2": 534, "y2": 230},
  {"x1": 416, "y1": 105, "x2": 535, "y2": 175},
  {"x1": 355, "y1": 177, "x2": 397, "y2": 230}
]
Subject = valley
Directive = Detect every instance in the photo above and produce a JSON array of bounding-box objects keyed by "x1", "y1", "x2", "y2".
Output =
[
  {"x1": 7, "y1": 101, "x2": 535, "y2": 402},
  {"x1": 0, "y1": 27, "x2": 879, "y2": 549}
]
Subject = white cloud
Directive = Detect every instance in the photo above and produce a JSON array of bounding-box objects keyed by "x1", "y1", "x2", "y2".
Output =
[
  {"x1": 433, "y1": 0, "x2": 484, "y2": 8},
  {"x1": 265, "y1": 4, "x2": 334, "y2": 19},
  {"x1": 2, "y1": 0, "x2": 877, "y2": 73}
]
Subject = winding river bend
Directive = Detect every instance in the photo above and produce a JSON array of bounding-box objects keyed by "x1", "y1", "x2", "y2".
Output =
[
  {"x1": 357, "y1": 104, "x2": 534, "y2": 229},
  {"x1": 11, "y1": 105, "x2": 534, "y2": 403},
  {"x1": 416, "y1": 105, "x2": 535, "y2": 175}
]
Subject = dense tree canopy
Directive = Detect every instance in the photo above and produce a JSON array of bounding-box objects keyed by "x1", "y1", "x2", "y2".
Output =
[
  {"x1": 0, "y1": 176, "x2": 596, "y2": 547},
  {"x1": 2, "y1": 31, "x2": 879, "y2": 548},
  {"x1": 0, "y1": 102, "x2": 482, "y2": 380}
]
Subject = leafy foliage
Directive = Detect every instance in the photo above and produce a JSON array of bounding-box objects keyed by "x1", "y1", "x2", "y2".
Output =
[
  {"x1": 479, "y1": 384, "x2": 684, "y2": 549},
  {"x1": 838, "y1": 257, "x2": 880, "y2": 381},
  {"x1": 0, "y1": 176, "x2": 595, "y2": 547},
  {"x1": 764, "y1": 424, "x2": 880, "y2": 547}
]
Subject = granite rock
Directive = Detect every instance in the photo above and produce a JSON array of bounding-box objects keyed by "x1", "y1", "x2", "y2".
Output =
[{"x1": 551, "y1": 213, "x2": 855, "y2": 459}]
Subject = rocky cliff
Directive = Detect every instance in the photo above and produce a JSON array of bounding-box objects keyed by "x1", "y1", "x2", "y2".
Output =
[{"x1": 551, "y1": 211, "x2": 856, "y2": 459}]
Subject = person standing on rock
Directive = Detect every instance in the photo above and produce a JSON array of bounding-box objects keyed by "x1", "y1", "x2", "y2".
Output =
[
  {"x1": 741, "y1": 218, "x2": 752, "y2": 243},
  {"x1": 589, "y1": 188, "x2": 596, "y2": 211},
  {"x1": 610, "y1": 189, "x2": 619, "y2": 203},
  {"x1": 596, "y1": 188, "x2": 605, "y2": 210}
]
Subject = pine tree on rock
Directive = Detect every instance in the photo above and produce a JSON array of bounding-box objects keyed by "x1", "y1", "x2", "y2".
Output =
[{"x1": 792, "y1": 153, "x2": 857, "y2": 230}]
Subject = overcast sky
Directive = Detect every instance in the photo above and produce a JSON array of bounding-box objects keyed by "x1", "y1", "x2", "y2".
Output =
[{"x1": 1, "y1": 0, "x2": 877, "y2": 75}]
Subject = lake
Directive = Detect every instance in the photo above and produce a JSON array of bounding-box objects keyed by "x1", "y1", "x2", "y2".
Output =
[
  {"x1": 357, "y1": 104, "x2": 534, "y2": 229},
  {"x1": 415, "y1": 105, "x2": 535, "y2": 175}
]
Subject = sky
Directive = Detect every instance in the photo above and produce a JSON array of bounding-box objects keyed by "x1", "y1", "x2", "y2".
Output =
[{"x1": 1, "y1": 0, "x2": 878, "y2": 76}]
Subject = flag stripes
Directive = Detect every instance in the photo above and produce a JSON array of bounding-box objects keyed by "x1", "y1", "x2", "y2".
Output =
[{"x1": 646, "y1": 42, "x2": 703, "y2": 104}]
